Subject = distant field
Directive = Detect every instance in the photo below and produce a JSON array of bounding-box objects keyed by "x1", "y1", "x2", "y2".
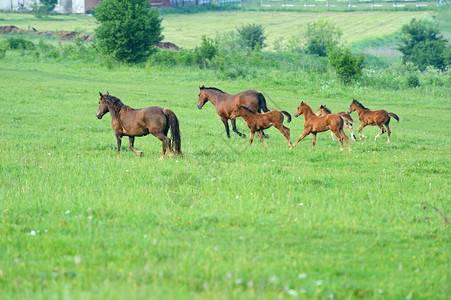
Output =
[{"x1": 0, "y1": 10, "x2": 433, "y2": 49}]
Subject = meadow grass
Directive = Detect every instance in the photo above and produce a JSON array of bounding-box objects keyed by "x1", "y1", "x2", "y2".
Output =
[{"x1": 0, "y1": 45, "x2": 449, "y2": 299}]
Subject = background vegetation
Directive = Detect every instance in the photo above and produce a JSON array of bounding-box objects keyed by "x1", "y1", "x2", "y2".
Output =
[{"x1": 0, "y1": 6, "x2": 449, "y2": 299}]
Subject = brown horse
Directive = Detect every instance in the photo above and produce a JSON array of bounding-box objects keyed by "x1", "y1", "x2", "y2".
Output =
[
  {"x1": 316, "y1": 105, "x2": 357, "y2": 142},
  {"x1": 96, "y1": 92, "x2": 182, "y2": 160},
  {"x1": 347, "y1": 99, "x2": 399, "y2": 143},
  {"x1": 290, "y1": 101, "x2": 351, "y2": 152},
  {"x1": 197, "y1": 86, "x2": 270, "y2": 138},
  {"x1": 230, "y1": 105, "x2": 292, "y2": 148}
]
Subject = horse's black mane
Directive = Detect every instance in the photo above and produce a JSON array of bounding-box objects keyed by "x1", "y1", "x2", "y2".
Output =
[
  {"x1": 201, "y1": 86, "x2": 226, "y2": 93},
  {"x1": 239, "y1": 105, "x2": 257, "y2": 114},
  {"x1": 320, "y1": 105, "x2": 332, "y2": 114},
  {"x1": 353, "y1": 99, "x2": 369, "y2": 110},
  {"x1": 103, "y1": 94, "x2": 124, "y2": 107}
]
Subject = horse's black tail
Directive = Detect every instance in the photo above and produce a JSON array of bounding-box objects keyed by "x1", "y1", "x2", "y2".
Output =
[
  {"x1": 388, "y1": 113, "x2": 399, "y2": 122},
  {"x1": 257, "y1": 93, "x2": 270, "y2": 112},
  {"x1": 163, "y1": 109, "x2": 182, "y2": 156},
  {"x1": 281, "y1": 111, "x2": 292, "y2": 123}
]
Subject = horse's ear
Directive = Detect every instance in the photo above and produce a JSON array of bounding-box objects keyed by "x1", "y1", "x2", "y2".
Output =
[
  {"x1": 107, "y1": 91, "x2": 110, "y2": 94},
  {"x1": 99, "y1": 92, "x2": 103, "y2": 97},
  {"x1": 199, "y1": 85, "x2": 205, "y2": 90}
]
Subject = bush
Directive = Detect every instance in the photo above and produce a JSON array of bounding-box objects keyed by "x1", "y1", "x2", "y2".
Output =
[
  {"x1": 328, "y1": 47, "x2": 364, "y2": 83},
  {"x1": 397, "y1": 18, "x2": 448, "y2": 71},
  {"x1": 195, "y1": 35, "x2": 218, "y2": 68},
  {"x1": 94, "y1": 0, "x2": 163, "y2": 64},
  {"x1": 304, "y1": 19, "x2": 342, "y2": 57},
  {"x1": 405, "y1": 74, "x2": 420, "y2": 88},
  {"x1": 236, "y1": 24, "x2": 266, "y2": 51},
  {"x1": 4, "y1": 37, "x2": 36, "y2": 50}
]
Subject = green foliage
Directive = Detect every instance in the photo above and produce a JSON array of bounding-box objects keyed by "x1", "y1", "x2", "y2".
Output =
[
  {"x1": 236, "y1": 23, "x2": 267, "y2": 51},
  {"x1": 3, "y1": 37, "x2": 36, "y2": 50},
  {"x1": 94, "y1": 0, "x2": 163, "y2": 64},
  {"x1": 32, "y1": 0, "x2": 57, "y2": 17},
  {"x1": 397, "y1": 18, "x2": 449, "y2": 71},
  {"x1": 328, "y1": 46, "x2": 364, "y2": 83},
  {"x1": 195, "y1": 35, "x2": 218, "y2": 68},
  {"x1": 304, "y1": 19, "x2": 342, "y2": 56},
  {"x1": 405, "y1": 73, "x2": 420, "y2": 88}
]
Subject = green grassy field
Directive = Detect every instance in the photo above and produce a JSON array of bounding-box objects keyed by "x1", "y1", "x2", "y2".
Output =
[{"x1": 0, "y1": 10, "x2": 450, "y2": 300}]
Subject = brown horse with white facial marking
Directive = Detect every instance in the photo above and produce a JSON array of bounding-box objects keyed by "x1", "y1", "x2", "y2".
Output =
[
  {"x1": 230, "y1": 105, "x2": 292, "y2": 148},
  {"x1": 316, "y1": 105, "x2": 357, "y2": 142},
  {"x1": 197, "y1": 86, "x2": 270, "y2": 138},
  {"x1": 347, "y1": 99, "x2": 399, "y2": 143},
  {"x1": 96, "y1": 92, "x2": 182, "y2": 160},
  {"x1": 290, "y1": 101, "x2": 351, "y2": 152}
]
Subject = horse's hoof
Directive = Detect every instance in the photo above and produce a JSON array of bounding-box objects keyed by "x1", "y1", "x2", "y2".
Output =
[
  {"x1": 137, "y1": 152, "x2": 143, "y2": 157},
  {"x1": 264, "y1": 135, "x2": 270, "y2": 139},
  {"x1": 241, "y1": 134, "x2": 247, "y2": 138}
]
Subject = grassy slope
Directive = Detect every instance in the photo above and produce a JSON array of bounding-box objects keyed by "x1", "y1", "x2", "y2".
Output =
[{"x1": 0, "y1": 10, "x2": 433, "y2": 49}]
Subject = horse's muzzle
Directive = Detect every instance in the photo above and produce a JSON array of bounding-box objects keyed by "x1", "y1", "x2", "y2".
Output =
[
  {"x1": 96, "y1": 114, "x2": 102, "y2": 119},
  {"x1": 197, "y1": 104, "x2": 202, "y2": 109}
]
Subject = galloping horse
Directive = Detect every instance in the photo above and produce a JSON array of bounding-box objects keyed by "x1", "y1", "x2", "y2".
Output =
[
  {"x1": 290, "y1": 101, "x2": 351, "y2": 152},
  {"x1": 197, "y1": 86, "x2": 270, "y2": 138},
  {"x1": 96, "y1": 92, "x2": 182, "y2": 160},
  {"x1": 347, "y1": 99, "x2": 399, "y2": 142},
  {"x1": 230, "y1": 105, "x2": 292, "y2": 148},
  {"x1": 316, "y1": 105, "x2": 357, "y2": 142}
]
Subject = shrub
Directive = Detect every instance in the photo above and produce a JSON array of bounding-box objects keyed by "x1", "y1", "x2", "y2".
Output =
[
  {"x1": 304, "y1": 19, "x2": 342, "y2": 57},
  {"x1": 5, "y1": 37, "x2": 36, "y2": 50},
  {"x1": 195, "y1": 35, "x2": 218, "y2": 68},
  {"x1": 328, "y1": 47, "x2": 364, "y2": 83},
  {"x1": 397, "y1": 18, "x2": 448, "y2": 71},
  {"x1": 236, "y1": 24, "x2": 266, "y2": 51},
  {"x1": 405, "y1": 74, "x2": 420, "y2": 88},
  {"x1": 95, "y1": 0, "x2": 163, "y2": 64}
]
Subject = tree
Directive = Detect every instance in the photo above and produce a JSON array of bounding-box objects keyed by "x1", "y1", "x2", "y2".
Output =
[
  {"x1": 304, "y1": 19, "x2": 342, "y2": 57},
  {"x1": 195, "y1": 35, "x2": 218, "y2": 69},
  {"x1": 328, "y1": 47, "x2": 364, "y2": 83},
  {"x1": 94, "y1": 0, "x2": 163, "y2": 64},
  {"x1": 236, "y1": 24, "x2": 266, "y2": 51},
  {"x1": 397, "y1": 18, "x2": 449, "y2": 71},
  {"x1": 32, "y1": 0, "x2": 57, "y2": 16}
]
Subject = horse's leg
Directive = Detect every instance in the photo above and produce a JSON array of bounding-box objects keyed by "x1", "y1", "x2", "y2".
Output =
[
  {"x1": 374, "y1": 124, "x2": 386, "y2": 142},
  {"x1": 346, "y1": 122, "x2": 357, "y2": 142},
  {"x1": 153, "y1": 132, "x2": 171, "y2": 160},
  {"x1": 231, "y1": 118, "x2": 246, "y2": 138},
  {"x1": 221, "y1": 118, "x2": 230, "y2": 138},
  {"x1": 358, "y1": 124, "x2": 368, "y2": 139},
  {"x1": 129, "y1": 136, "x2": 143, "y2": 157},
  {"x1": 290, "y1": 130, "x2": 310, "y2": 149},
  {"x1": 115, "y1": 133, "x2": 122, "y2": 158},
  {"x1": 248, "y1": 129, "x2": 255, "y2": 146},
  {"x1": 385, "y1": 123, "x2": 392, "y2": 143},
  {"x1": 275, "y1": 123, "x2": 292, "y2": 147},
  {"x1": 312, "y1": 133, "x2": 317, "y2": 149},
  {"x1": 257, "y1": 130, "x2": 268, "y2": 148},
  {"x1": 340, "y1": 128, "x2": 351, "y2": 152}
]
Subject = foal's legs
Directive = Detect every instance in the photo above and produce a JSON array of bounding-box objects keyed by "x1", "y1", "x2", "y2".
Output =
[
  {"x1": 248, "y1": 130, "x2": 255, "y2": 146},
  {"x1": 129, "y1": 136, "x2": 143, "y2": 157},
  {"x1": 331, "y1": 128, "x2": 344, "y2": 151},
  {"x1": 374, "y1": 124, "x2": 386, "y2": 142},
  {"x1": 385, "y1": 122, "x2": 392, "y2": 143},
  {"x1": 290, "y1": 130, "x2": 310, "y2": 149},
  {"x1": 357, "y1": 123, "x2": 368, "y2": 139},
  {"x1": 256, "y1": 130, "x2": 269, "y2": 148},
  {"x1": 115, "y1": 133, "x2": 122, "y2": 158},
  {"x1": 221, "y1": 117, "x2": 230, "y2": 138},
  {"x1": 345, "y1": 122, "x2": 357, "y2": 142},
  {"x1": 312, "y1": 133, "x2": 317, "y2": 149},
  {"x1": 231, "y1": 118, "x2": 246, "y2": 138},
  {"x1": 339, "y1": 128, "x2": 351, "y2": 152},
  {"x1": 274, "y1": 123, "x2": 292, "y2": 147}
]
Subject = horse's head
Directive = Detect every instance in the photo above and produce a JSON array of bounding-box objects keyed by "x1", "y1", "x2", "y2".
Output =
[
  {"x1": 294, "y1": 101, "x2": 307, "y2": 117},
  {"x1": 348, "y1": 99, "x2": 358, "y2": 114},
  {"x1": 96, "y1": 92, "x2": 109, "y2": 119},
  {"x1": 230, "y1": 104, "x2": 242, "y2": 119},
  {"x1": 316, "y1": 105, "x2": 328, "y2": 117},
  {"x1": 197, "y1": 86, "x2": 208, "y2": 109}
]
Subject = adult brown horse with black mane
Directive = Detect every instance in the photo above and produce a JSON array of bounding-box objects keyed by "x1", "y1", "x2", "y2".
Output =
[
  {"x1": 230, "y1": 105, "x2": 292, "y2": 148},
  {"x1": 96, "y1": 92, "x2": 182, "y2": 160},
  {"x1": 197, "y1": 86, "x2": 270, "y2": 138},
  {"x1": 316, "y1": 105, "x2": 357, "y2": 142},
  {"x1": 290, "y1": 101, "x2": 351, "y2": 152},
  {"x1": 347, "y1": 99, "x2": 399, "y2": 143}
]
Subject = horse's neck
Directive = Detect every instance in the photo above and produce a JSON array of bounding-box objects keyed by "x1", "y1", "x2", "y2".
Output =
[
  {"x1": 207, "y1": 91, "x2": 222, "y2": 106},
  {"x1": 239, "y1": 109, "x2": 253, "y2": 123},
  {"x1": 303, "y1": 107, "x2": 315, "y2": 120},
  {"x1": 355, "y1": 105, "x2": 367, "y2": 115}
]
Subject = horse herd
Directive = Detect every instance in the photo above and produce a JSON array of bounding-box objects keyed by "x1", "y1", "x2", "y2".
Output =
[{"x1": 96, "y1": 86, "x2": 399, "y2": 160}]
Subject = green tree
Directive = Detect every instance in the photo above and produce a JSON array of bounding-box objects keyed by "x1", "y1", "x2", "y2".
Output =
[
  {"x1": 304, "y1": 19, "x2": 342, "y2": 57},
  {"x1": 397, "y1": 18, "x2": 449, "y2": 71},
  {"x1": 32, "y1": 0, "x2": 57, "y2": 17},
  {"x1": 236, "y1": 24, "x2": 266, "y2": 51},
  {"x1": 95, "y1": 0, "x2": 163, "y2": 64},
  {"x1": 328, "y1": 46, "x2": 364, "y2": 83}
]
